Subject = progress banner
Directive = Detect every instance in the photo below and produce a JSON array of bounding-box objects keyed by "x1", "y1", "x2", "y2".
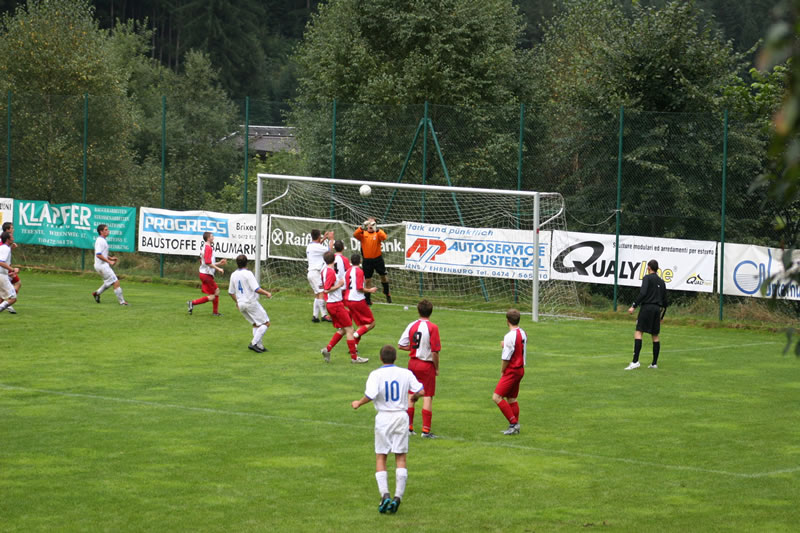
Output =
[
  {"x1": 267, "y1": 215, "x2": 406, "y2": 267},
  {"x1": 138, "y1": 207, "x2": 267, "y2": 260},
  {"x1": 402, "y1": 222, "x2": 551, "y2": 281},
  {"x1": 13, "y1": 199, "x2": 135, "y2": 251},
  {"x1": 550, "y1": 231, "x2": 716, "y2": 292},
  {"x1": 718, "y1": 242, "x2": 800, "y2": 300},
  {"x1": 0, "y1": 198, "x2": 12, "y2": 228}
]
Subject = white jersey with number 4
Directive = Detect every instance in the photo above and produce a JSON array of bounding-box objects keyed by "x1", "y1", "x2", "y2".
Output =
[
  {"x1": 94, "y1": 236, "x2": 109, "y2": 268},
  {"x1": 228, "y1": 268, "x2": 261, "y2": 306},
  {"x1": 364, "y1": 364, "x2": 423, "y2": 412},
  {"x1": 306, "y1": 241, "x2": 328, "y2": 273}
]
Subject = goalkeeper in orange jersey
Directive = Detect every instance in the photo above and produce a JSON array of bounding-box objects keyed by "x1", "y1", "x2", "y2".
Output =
[{"x1": 353, "y1": 217, "x2": 391, "y2": 306}]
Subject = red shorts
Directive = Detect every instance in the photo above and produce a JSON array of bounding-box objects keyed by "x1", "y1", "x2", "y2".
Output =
[
  {"x1": 346, "y1": 299, "x2": 374, "y2": 326},
  {"x1": 494, "y1": 367, "x2": 524, "y2": 399},
  {"x1": 10, "y1": 274, "x2": 20, "y2": 284},
  {"x1": 199, "y1": 273, "x2": 218, "y2": 295},
  {"x1": 409, "y1": 358, "x2": 436, "y2": 397},
  {"x1": 326, "y1": 301, "x2": 352, "y2": 329}
]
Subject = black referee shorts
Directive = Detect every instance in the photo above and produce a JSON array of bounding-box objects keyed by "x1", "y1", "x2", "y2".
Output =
[
  {"x1": 636, "y1": 304, "x2": 662, "y2": 335},
  {"x1": 362, "y1": 256, "x2": 387, "y2": 278}
]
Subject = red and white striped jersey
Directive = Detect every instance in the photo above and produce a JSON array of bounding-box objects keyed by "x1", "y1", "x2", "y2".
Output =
[
  {"x1": 398, "y1": 319, "x2": 441, "y2": 362},
  {"x1": 322, "y1": 266, "x2": 343, "y2": 303},
  {"x1": 344, "y1": 265, "x2": 366, "y2": 302},
  {"x1": 501, "y1": 327, "x2": 527, "y2": 369}
]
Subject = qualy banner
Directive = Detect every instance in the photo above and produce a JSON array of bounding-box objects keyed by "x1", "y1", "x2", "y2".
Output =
[
  {"x1": 718, "y1": 242, "x2": 800, "y2": 300},
  {"x1": 13, "y1": 199, "x2": 136, "y2": 251},
  {"x1": 0, "y1": 198, "x2": 12, "y2": 228},
  {"x1": 403, "y1": 222, "x2": 551, "y2": 281},
  {"x1": 268, "y1": 215, "x2": 406, "y2": 266},
  {"x1": 550, "y1": 231, "x2": 716, "y2": 292},
  {"x1": 138, "y1": 207, "x2": 267, "y2": 260}
]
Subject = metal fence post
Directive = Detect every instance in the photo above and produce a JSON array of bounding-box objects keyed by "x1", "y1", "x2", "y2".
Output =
[
  {"x1": 613, "y1": 106, "x2": 624, "y2": 311},
  {"x1": 243, "y1": 96, "x2": 250, "y2": 213},
  {"x1": 160, "y1": 95, "x2": 166, "y2": 278},
  {"x1": 5, "y1": 91, "x2": 10, "y2": 197},
  {"x1": 330, "y1": 99, "x2": 337, "y2": 218},
  {"x1": 719, "y1": 109, "x2": 728, "y2": 321},
  {"x1": 81, "y1": 93, "x2": 88, "y2": 271}
]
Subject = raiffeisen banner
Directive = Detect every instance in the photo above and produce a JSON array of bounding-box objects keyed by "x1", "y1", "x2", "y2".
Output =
[
  {"x1": 138, "y1": 207, "x2": 267, "y2": 259},
  {"x1": 550, "y1": 230, "x2": 716, "y2": 292},
  {"x1": 403, "y1": 222, "x2": 551, "y2": 281},
  {"x1": 13, "y1": 199, "x2": 135, "y2": 251},
  {"x1": 718, "y1": 242, "x2": 800, "y2": 300}
]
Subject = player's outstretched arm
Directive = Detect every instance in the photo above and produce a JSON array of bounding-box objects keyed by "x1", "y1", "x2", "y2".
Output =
[
  {"x1": 256, "y1": 288, "x2": 272, "y2": 298},
  {"x1": 352, "y1": 396, "x2": 372, "y2": 409}
]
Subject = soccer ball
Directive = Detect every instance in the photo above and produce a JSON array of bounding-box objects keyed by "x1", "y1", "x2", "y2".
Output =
[{"x1": 359, "y1": 184, "x2": 372, "y2": 197}]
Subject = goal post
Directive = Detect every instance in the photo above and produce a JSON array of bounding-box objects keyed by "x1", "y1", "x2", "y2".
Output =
[{"x1": 255, "y1": 173, "x2": 580, "y2": 321}]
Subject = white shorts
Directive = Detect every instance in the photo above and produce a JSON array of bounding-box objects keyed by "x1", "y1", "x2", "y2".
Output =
[
  {"x1": 0, "y1": 274, "x2": 16, "y2": 300},
  {"x1": 239, "y1": 300, "x2": 268, "y2": 325},
  {"x1": 307, "y1": 269, "x2": 323, "y2": 294},
  {"x1": 95, "y1": 263, "x2": 118, "y2": 285},
  {"x1": 374, "y1": 411, "x2": 410, "y2": 455}
]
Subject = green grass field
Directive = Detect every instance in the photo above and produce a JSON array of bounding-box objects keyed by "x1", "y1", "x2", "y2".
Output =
[{"x1": 2, "y1": 272, "x2": 799, "y2": 532}]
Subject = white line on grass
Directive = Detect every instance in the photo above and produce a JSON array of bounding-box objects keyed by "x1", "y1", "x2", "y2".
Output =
[
  {"x1": 2, "y1": 383, "x2": 796, "y2": 479},
  {"x1": 539, "y1": 341, "x2": 782, "y2": 359}
]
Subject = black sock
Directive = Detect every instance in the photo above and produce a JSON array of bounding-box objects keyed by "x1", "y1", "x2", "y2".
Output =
[
  {"x1": 633, "y1": 339, "x2": 642, "y2": 363},
  {"x1": 652, "y1": 341, "x2": 660, "y2": 365},
  {"x1": 365, "y1": 292, "x2": 372, "y2": 305},
  {"x1": 382, "y1": 282, "x2": 390, "y2": 295}
]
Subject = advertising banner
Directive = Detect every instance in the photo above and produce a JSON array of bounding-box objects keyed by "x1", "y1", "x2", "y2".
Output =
[
  {"x1": 138, "y1": 207, "x2": 267, "y2": 259},
  {"x1": 13, "y1": 199, "x2": 135, "y2": 251},
  {"x1": 0, "y1": 198, "x2": 12, "y2": 228},
  {"x1": 402, "y1": 222, "x2": 551, "y2": 281},
  {"x1": 268, "y1": 215, "x2": 406, "y2": 266},
  {"x1": 550, "y1": 231, "x2": 716, "y2": 292},
  {"x1": 718, "y1": 242, "x2": 800, "y2": 300}
]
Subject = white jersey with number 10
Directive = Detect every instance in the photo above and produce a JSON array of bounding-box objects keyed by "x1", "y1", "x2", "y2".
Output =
[{"x1": 364, "y1": 364, "x2": 423, "y2": 412}]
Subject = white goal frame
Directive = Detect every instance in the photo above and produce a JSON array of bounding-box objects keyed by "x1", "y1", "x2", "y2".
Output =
[{"x1": 256, "y1": 173, "x2": 565, "y2": 321}]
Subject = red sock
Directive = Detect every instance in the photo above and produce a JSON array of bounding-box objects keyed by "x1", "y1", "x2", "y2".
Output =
[
  {"x1": 347, "y1": 339, "x2": 358, "y2": 359},
  {"x1": 327, "y1": 332, "x2": 343, "y2": 351},
  {"x1": 192, "y1": 296, "x2": 210, "y2": 305},
  {"x1": 356, "y1": 326, "x2": 369, "y2": 338},
  {"x1": 510, "y1": 402, "x2": 519, "y2": 421},
  {"x1": 497, "y1": 400, "x2": 517, "y2": 424},
  {"x1": 422, "y1": 409, "x2": 433, "y2": 433},
  {"x1": 212, "y1": 296, "x2": 219, "y2": 313},
  {"x1": 407, "y1": 407, "x2": 415, "y2": 431}
]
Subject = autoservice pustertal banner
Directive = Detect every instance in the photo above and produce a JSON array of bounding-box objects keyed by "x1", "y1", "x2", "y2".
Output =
[
  {"x1": 718, "y1": 242, "x2": 800, "y2": 300},
  {"x1": 0, "y1": 198, "x2": 12, "y2": 228},
  {"x1": 403, "y1": 222, "x2": 551, "y2": 281},
  {"x1": 550, "y1": 231, "x2": 716, "y2": 292},
  {"x1": 268, "y1": 215, "x2": 406, "y2": 267},
  {"x1": 139, "y1": 207, "x2": 268, "y2": 260},
  {"x1": 13, "y1": 199, "x2": 136, "y2": 251}
]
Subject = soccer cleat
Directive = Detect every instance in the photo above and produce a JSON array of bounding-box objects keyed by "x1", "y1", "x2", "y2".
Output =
[
  {"x1": 351, "y1": 356, "x2": 369, "y2": 364},
  {"x1": 409, "y1": 429, "x2": 416, "y2": 436},
  {"x1": 311, "y1": 316, "x2": 320, "y2": 323},
  {"x1": 378, "y1": 494, "x2": 392, "y2": 514},
  {"x1": 187, "y1": 300, "x2": 193, "y2": 314},
  {"x1": 92, "y1": 291, "x2": 101, "y2": 303},
  {"x1": 624, "y1": 361, "x2": 641, "y2": 370},
  {"x1": 321, "y1": 348, "x2": 331, "y2": 363},
  {"x1": 120, "y1": 301, "x2": 130, "y2": 306},
  {"x1": 7, "y1": 306, "x2": 16, "y2": 314},
  {"x1": 648, "y1": 363, "x2": 658, "y2": 369},
  {"x1": 212, "y1": 312, "x2": 222, "y2": 317},
  {"x1": 257, "y1": 344, "x2": 269, "y2": 352},
  {"x1": 387, "y1": 497, "x2": 401, "y2": 514},
  {"x1": 502, "y1": 423, "x2": 520, "y2": 435},
  {"x1": 248, "y1": 343, "x2": 265, "y2": 353},
  {"x1": 321, "y1": 315, "x2": 333, "y2": 323},
  {"x1": 421, "y1": 432, "x2": 438, "y2": 439},
  {"x1": 385, "y1": 293, "x2": 392, "y2": 304}
]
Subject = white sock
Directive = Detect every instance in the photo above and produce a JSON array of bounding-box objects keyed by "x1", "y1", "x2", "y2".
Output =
[
  {"x1": 395, "y1": 468, "x2": 408, "y2": 500},
  {"x1": 114, "y1": 287, "x2": 125, "y2": 303},
  {"x1": 353, "y1": 331, "x2": 360, "y2": 339},
  {"x1": 252, "y1": 324, "x2": 268, "y2": 346},
  {"x1": 375, "y1": 471, "x2": 389, "y2": 497},
  {"x1": 97, "y1": 282, "x2": 110, "y2": 295},
  {"x1": 0, "y1": 301, "x2": 9, "y2": 311},
  {"x1": 315, "y1": 299, "x2": 326, "y2": 318}
]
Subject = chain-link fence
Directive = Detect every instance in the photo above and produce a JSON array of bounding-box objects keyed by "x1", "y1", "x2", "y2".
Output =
[{"x1": 1, "y1": 94, "x2": 788, "y2": 318}]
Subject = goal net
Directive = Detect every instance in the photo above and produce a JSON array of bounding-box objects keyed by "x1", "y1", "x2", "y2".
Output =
[{"x1": 255, "y1": 174, "x2": 581, "y2": 320}]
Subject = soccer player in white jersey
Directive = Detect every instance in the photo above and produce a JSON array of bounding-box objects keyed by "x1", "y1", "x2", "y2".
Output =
[
  {"x1": 398, "y1": 299, "x2": 441, "y2": 438},
  {"x1": 91, "y1": 224, "x2": 128, "y2": 306},
  {"x1": 306, "y1": 228, "x2": 334, "y2": 323},
  {"x1": 345, "y1": 253, "x2": 378, "y2": 350},
  {"x1": 320, "y1": 251, "x2": 366, "y2": 363},
  {"x1": 0, "y1": 231, "x2": 19, "y2": 313},
  {"x1": 493, "y1": 309, "x2": 527, "y2": 435},
  {"x1": 187, "y1": 232, "x2": 226, "y2": 316},
  {"x1": 352, "y1": 345, "x2": 424, "y2": 514},
  {"x1": 228, "y1": 254, "x2": 272, "y2": 353},
  {"x1": 1, "y1": 222, "x2": 19, "y2": 313}
]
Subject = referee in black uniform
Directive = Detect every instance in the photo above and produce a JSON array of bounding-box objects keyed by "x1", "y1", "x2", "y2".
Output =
[{"x1": 625, "y1": 259, "x2": 669, "y2": 370}]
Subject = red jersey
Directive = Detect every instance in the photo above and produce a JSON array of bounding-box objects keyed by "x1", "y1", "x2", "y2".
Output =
[
  {"x1": 344, "y1": 265, "x2": 366, "y2": 302},
  {"x1": 399, "y1": 319, "x2": 441, "y2": 362},
  {"x1": 321, "y1": 266, "x2": 343, "y2": 303}
]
